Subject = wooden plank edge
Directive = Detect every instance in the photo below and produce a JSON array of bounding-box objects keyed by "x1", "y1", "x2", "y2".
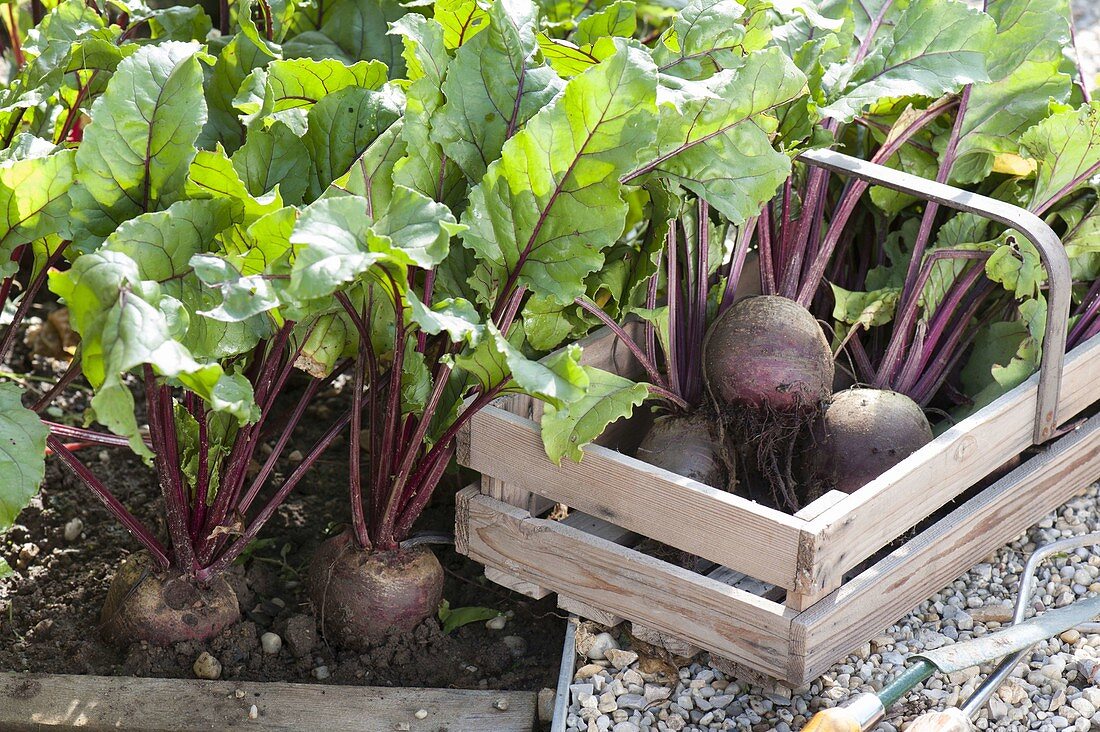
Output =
[
  {"x1": 787, "y1": 416, "x2": 1100, "y2": 685},
  {"x1": 0, "y1": 672, "x2": 536, "y2": 732},
  {"x1": 457, "y1": 487, "x2": 798, "y2": 679}
]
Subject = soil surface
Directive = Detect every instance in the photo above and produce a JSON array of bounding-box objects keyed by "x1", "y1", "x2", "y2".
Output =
[{"x1": 0, "y1": 317, "x2": 565, "y2": 692}]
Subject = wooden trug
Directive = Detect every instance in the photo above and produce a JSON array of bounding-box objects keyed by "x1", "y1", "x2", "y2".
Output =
[{"x1": 455, "y1": 325, "x2": 1100, "y2": 685}]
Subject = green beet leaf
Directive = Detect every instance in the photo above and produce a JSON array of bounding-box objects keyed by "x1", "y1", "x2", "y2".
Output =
[
  {"x1": 1020, "y1": 102, "x2": 1100, "y2": 214},
  {"x1": 541, "y1": 366, "x2": 648, "y2": 464},
  {"x1": 432, "y1": 0, "x2": 564, "y2": 182},
  {"x1": 625, "y1": 47, "x2": 807, "y2": 224},
  {"x1": 73, "y1": 41, "x2": 209, "y2": 244},
  {"x1": 461, "y1": 41, "x2": 657, "y2": 307},
  {"x1": 822, "y1": 0, "x2": 995, "y2": 122},
  {"x1": 0, "y1": 384, "x2": 48, "y2": 531}
]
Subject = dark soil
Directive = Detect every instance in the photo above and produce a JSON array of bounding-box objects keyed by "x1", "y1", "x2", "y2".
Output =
[{"x1": 0, "y1": 322, "x2": 566, "y2": 692}]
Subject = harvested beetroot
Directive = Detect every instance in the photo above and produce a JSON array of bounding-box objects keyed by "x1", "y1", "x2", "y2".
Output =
[
  {"x1": 703, "y1": 295, "x2": 834, "y2": 414},
  {"x1": 636, "y1": 413, "x2": 732, "y2": 489},
  {"x1": 813, "y1": 388, "x2": 933, "y2": 494},
  {"x1": 309, "y1": 532, "x2": 444, "y2": 650},
  {"x1": 702, "y1": 294, "x2": 833, "y2": 510},
  {"x1": 100, "y1": 551, "x2": 239, "y2": 646}
]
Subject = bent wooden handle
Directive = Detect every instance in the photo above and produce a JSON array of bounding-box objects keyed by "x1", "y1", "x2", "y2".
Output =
[{"x1": 799, "y1": 148, "x2": 1071, "y2": 445}]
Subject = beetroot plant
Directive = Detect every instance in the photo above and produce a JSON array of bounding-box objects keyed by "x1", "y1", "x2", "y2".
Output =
[{"x1": 0, "y1": 0, "x2": 449, "y2": 643}]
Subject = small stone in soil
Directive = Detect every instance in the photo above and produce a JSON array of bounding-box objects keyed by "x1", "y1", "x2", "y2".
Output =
[
  {"x1": 605, "y1": 648, "x2": 637, "y2": 669},
  {"x1": 260, "y1": 632, "x2": 282, "y2": 655},
  {"x1": 288, "y1": 450, "x2": 304, "y2": 462},
  {"x1": 485, "y1": 615, "x2": 507, "y2": 631},
  {"x1": 193, "y1": 652, "x2": 222, "y2": 680},
  {"x1": 63, "y1": 518, "x2": 83, "y2": 542},
  {"x1": 234, "y1": 689, "x2": 245, "y2": 699},
  {"x1": 493, "y1": 697, "x2": 509, "y2": 711},
  {"x1": 312, "y1": 665, "x2": 330, "y2": 680},
  {"x1": 502, "y1": 635, "x2": 527, "y2": 657},
  {"x1": 537, "y1": 688, "x2": 555, "y2": 723},
  {"x1": 284, "y1": 615, "x2": 316, "y2": 658},
  {"x1": 248, "y1": 704, "x2": 258, "y2": 720},
  {"x1": 17, "y1": 543, "x2": 39, "y2": 568},
  {"x1": 414, "y1": 709, "x2": 428, "y2": 719}
]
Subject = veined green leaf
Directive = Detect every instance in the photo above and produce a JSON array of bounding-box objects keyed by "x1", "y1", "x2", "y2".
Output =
[
  {"x1": 950, "y1": 0, "x2": 1073, "y2": 183},
  {"x1": 231, "y1": 121, "x2": 311, "y2": 204},
  {"x1": 455, "y1": 325, "x2": 587, "y2": 407},
  {"x1": 0, "y1": 383, "x2": 47, "y2": 531},
  {"x1": 234, "y1": 57, "x2": 389, "y2": 131},
  {"x1": 434, "y1": 0, "x2": 490, "y2": 49},
  {"x1": 461, "y1": 41, "x2": 658, "y2": 306},
  {"x1": 651, "y1": 0, "x2": 755, "y2": 80},
  {"x1": 540, "y1": 366, "x2": 648, "y2": 463},
  {"x1": 282, "y1": 0, "x2": 407, "y2": 76},
  {"x1": 574, "y1": 1, "x2": 636, "y2": 45},
  {"x1": 73, "y1": 41, "x2": 209, "y2": 243},
  {"x1": 303, "y1": 85, "x2": 403, "y2": 201},
  {"x1": 624, "y1": 47, "x2": 806, "y2": 223},
  {"x1": 0, "y1": 147, "x2": 76, "y2": 260},
  {"x1": 1020, "y1": 102, "x2": 1100, "y2": 213},
  {"x1": 432, "y1": 0, "x2": 564, "y2": 182},
  {"x1": 201, "y1": 9, "x2": 278, "y2": 152},
  {"x1": 389, "y1": 15, "x2": 465, "y2": 205},
  {"x1": 822, "y1": 0, "x2": 995, "y2": 122}
]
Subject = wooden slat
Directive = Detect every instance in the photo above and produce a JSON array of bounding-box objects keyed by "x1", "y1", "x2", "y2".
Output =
[
  {"x1": 803, "y1": 337, "x2": 1100, "y2": 595},
  {"x1": 0, "y1": 673, "x2": 536, "y2": 732},
  {"x1": 558, "y1": 596, "x2": 623, "y2": 627},
  {"x1": 484, "y1": 566, "x2": 550, "y2": 600},
  {"x1": 559, "y1": 511, "x2": 638, "y2": 544},
  {"x1": 790, "y1": 416, "x2": 1100, "y2": 685},
  {"x1": 555, "y1": 512, "x2": 639, "y2": 626},
  {"x1": 456, "y1": 487, "x2": 797, "y2": 678},
  {"x1": 459, "y1": 406, "x2": 806, "y2": 589}
]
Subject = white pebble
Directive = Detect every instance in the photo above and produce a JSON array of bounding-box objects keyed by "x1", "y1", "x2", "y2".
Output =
[
  {"x1": 260, "y1": 632, "x2": 282, "y2": 655},
  {"x1": 586, "y1": 633, "x2": 619, "y2": 661},
  {"x1": 63, "y1": 517, "x2": 83, "y2": 542}
]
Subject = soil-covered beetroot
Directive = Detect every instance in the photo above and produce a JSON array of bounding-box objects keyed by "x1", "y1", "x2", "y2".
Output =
[
  {"x1": 813, "y1": 388, "x2": 933, "y2": 494},
  {"x1": 703, "y1": 295, "x2": 834, "y2": 413},
  {"x1": 100, "y1": 550, "x2": 239, "y2": 646},
  {"x1": 309, "y1": 531, "x2": 444, "y2": 650},
  {"x1": 635, "y1": 412, "x2": 733, "y2": 489},
  {"x1": 702, "y1": 295, "x2": 834, "y2": 509}
]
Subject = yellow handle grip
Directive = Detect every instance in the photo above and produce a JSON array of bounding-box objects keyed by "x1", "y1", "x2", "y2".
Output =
[{"x1": 801, "y1": 707, "x2": 864, "y2": 732}]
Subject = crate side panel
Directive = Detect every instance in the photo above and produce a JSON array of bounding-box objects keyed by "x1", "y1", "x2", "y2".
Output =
[
  {"x1": 457, "y1": 488, "x2": 798, "y2": 679},
  {"x1": 463, "y1": 406, "x2": 804, "y2": 589}
]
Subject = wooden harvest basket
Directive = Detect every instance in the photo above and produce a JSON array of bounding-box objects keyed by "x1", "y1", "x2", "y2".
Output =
[{"x1": 454, "y1": 151, "x2": 1100, "y2": 685}]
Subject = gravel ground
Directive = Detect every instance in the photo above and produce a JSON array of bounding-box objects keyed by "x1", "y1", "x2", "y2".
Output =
[{"x1": 562, "y1": 484, "x2": 1100, "y2": 731}]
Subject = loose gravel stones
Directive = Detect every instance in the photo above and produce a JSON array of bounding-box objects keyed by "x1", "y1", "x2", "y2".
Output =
[{"x1": 563, "y1": 483, "x2": 1100, "y2": 731}]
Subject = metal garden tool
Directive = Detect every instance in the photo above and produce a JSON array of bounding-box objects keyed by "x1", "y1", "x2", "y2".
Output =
[{"x1": 801, "y1": 532, "x2": 1100, "y2": 731}]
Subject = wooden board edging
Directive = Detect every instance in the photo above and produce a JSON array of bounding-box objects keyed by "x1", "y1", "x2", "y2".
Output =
[{"x1": 0, "y1": 672, "x2": 536, "y2": 732}]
